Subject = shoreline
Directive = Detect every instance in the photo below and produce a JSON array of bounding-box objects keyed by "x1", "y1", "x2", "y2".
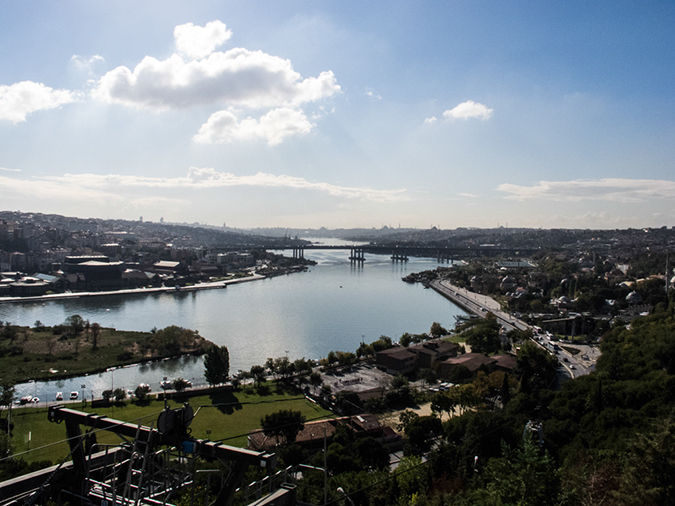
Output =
[
  {"x1": 14, "y1": 350, "x2": 208, "y2": 385},
  {"x1": 0, "y1": 272, "x2": 265, "y2": 304}
]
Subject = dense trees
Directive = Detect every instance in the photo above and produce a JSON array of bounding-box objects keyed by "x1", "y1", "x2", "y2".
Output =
[
  {"x1": 515, "y1": 343, "x2": 558, "y2": 394},
  {"x1": 260, "y1": 409, "x2": 306, "y2": 445},
  {"x1": 459, "y1": 314, "x2": 502, "y2": 354}
]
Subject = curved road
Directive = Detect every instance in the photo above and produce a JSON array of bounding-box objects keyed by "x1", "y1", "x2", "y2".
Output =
[
  {"x1": 430, "y1": 279, "x2": 529, "y2": 333},
  {"x1": 430, "y1": 279, "x2": 596, "y2": 379}
]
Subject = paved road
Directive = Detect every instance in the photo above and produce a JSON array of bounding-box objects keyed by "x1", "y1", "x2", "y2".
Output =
[
  {"x1": 431, "y1": 280, "x2": 529, "y2": 333},
  {"x1": 536, "y1": 334, "x2": 598, "y2": 378},
  {"x1": 430, "y1": 279, "x2": 599, "y2": 379}
]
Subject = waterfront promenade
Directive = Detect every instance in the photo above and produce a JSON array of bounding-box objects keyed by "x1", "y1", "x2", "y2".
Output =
[{"x1": 0, "y1": 273, "x2": 264, "y2": 304}]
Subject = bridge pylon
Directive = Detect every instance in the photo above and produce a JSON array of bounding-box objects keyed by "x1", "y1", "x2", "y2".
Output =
[
  {"x1": 391, "y1": 248, "x2": 408, "y2": 262},
  {"x1": 437, "y1": 250, "x2": 452, "y2": 263},
  {"x1": 349, "y1": 246, "x2": 366, "y2": 263}
]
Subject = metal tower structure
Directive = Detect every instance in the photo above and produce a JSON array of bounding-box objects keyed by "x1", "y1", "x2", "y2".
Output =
[{"x1": 1, "y1": 405, "x2": 278, "y2": 506}]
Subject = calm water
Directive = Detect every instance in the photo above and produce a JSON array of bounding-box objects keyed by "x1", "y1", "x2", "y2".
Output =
[{"x1": 1, "y1": 241, "x2": 465, "y2": 400}]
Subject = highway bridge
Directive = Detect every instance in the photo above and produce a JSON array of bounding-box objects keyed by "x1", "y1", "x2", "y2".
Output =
[{"x1": 260, "y1": 243, "x2": 540, "y2": 261}]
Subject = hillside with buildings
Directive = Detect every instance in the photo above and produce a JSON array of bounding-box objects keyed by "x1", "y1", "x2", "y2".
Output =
[{"x1": 0, "y1": 211, "x2": 309, "y2": 297}]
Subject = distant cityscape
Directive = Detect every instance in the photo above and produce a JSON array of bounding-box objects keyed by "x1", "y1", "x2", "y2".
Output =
[{"x1": 1, "y1": 210, "x2": 674, "y2": 299}]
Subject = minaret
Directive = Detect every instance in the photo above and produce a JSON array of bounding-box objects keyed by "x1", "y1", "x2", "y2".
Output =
[{"x1": 666, "y1": 251, "x2": 670, "y2": 293}]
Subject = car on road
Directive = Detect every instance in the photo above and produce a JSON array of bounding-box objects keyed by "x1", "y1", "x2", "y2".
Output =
[
  {"x1": 570, "y1": 365, "x2": 576, "y2": 370},
  {"x1": 69, "y1": 391, "x2": 78, "y2": 400},
  {"x1": 55, "y1": 392, "x2": 63, "y2": 401},
  {"x1": 31, "y1": 397, "x2": 39, "y2": 403}
]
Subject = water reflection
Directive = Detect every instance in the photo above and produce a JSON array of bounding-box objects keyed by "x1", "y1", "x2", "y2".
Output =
[{"x1": 8, "y1": 248, "x2": 466, "y2": 400}]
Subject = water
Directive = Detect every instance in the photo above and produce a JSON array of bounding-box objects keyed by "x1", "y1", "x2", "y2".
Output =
[{"x1": 1, "y1": 240, "x2": 466, "y2": 400}]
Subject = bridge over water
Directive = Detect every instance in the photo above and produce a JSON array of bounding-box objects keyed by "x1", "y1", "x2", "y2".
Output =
[{"x1": 260, "y1": 244, "x2": 540, "y2": 262}]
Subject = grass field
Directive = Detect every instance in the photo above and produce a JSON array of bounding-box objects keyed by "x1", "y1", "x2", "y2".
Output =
[{"x1": 8, "y1": 383, "x2": 334, "y2": 466}]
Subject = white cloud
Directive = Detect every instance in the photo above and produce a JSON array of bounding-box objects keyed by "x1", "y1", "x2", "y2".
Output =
[
  {"x1": 443, "y1": 100, "x2": 493, "y2": 121},
  {"x1": 0, "y1": 172, "x2": 127, "y2": 203},
  {"x1": 70, "y1": 54, "x2": 106, "y2": 75},
  {"x1": 92, "y1": 24, "x2": 340, "y2": 111},
  {"x1": 194, "y1": 107, "x2": 314, "y2": 145},
  {"x1": 366, "y1": 89, "x2": 382, "y2": 100},
  {"x1": 0, "y1": 81, "x2": 79, "y2": 123},
  {"x1": 28, "y1": 168, "x2": 408, "y2": 202},
  {"x1": 497, "y1": 178, "x2": 675, "y2": 202},
  {"x1": 424, "y1": 116, "x2": 437, "y2": 124},
  {"x1": 174, "y1": 21, "x2": 232, "y2": 60},
  {"x1": 0, "y1": 167, "x2": 21, "y2": 172}
]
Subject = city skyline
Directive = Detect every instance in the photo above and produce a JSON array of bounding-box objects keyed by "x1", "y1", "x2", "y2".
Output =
[{"x1": 1, "y1": 1, "x2": 674, "y2": 230}]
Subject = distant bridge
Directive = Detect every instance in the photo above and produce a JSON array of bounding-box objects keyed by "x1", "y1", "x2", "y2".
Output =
[{"x1": 259, "y1": 244, "x2": 540, "y2": 261}]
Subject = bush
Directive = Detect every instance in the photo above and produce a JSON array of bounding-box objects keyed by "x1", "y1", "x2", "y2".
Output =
[{"x1": 117, "y1": 351, "x2": 134, "y2": 361}]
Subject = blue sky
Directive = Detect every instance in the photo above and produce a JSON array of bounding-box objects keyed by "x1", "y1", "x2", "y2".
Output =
[{"x1": 1, "y1": 1, "x2": 674, "y2": 229}]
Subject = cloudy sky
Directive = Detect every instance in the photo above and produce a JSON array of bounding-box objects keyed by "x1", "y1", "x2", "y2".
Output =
[{"x1": 1, "y1": 1, "x2": 674, "y2": 229}]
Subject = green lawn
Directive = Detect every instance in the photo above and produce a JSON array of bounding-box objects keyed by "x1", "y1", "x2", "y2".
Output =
[{"x1": 8, "y1": 384, "x2": 334, "y2": 466}]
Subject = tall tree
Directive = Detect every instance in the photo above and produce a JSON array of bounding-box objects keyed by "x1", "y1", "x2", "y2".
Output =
[
  {"x1": 309, "y1": 371, "x2": 323, "y2": 394},
  {"x1": 90, "y1": 322, "x2": 101, "y2": 351},
  {"x1": 65, "y1": 315, "x2": 85, "y2": 337},
  {"x1": 0, "y1": 380, "x2": 15, "y2": 435},
  {"x1": 204, "y1": 345, "x2": 230, "y2": 386},
  {"x1": 430, "y1": 321, "x2": 448, "y2": 338},
  {"x1": 250, "y1": 365, "x2": 266, "y2": 387}
]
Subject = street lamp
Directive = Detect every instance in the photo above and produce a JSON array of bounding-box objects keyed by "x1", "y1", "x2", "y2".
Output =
[{"x1": 337, "y1": 487, "x2": 355, "y2": 506}]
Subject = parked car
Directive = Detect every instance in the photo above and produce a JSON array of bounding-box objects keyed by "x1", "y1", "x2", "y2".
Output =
[{"x1": 70, "y1": 391, "x2": 78, "y2": 400}]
